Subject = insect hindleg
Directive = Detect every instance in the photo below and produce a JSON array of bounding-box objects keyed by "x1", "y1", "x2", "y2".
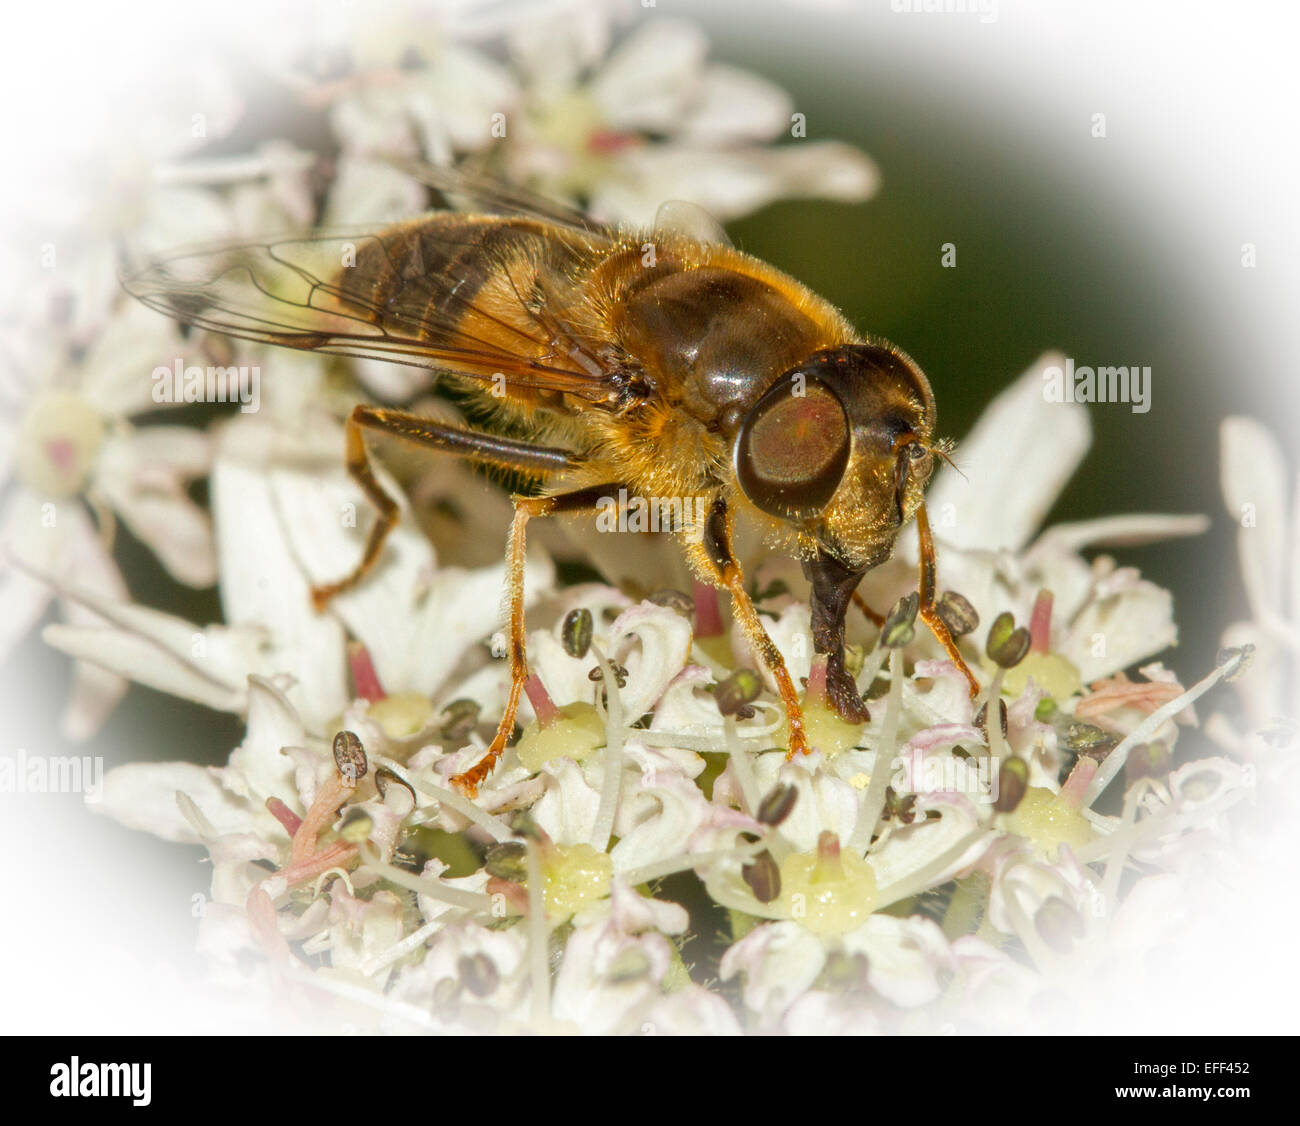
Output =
[
  {"x1": 451, "y1": 483, "x2": 623, "y2": 798},
  {"x1": 310, "y1": 404, "x2": 576, "y2": 611},
  {"x1": 915, "y1": 501, "x2": 981, "y2": 698},
  {"x1": 698, "y1": 500, "x2": 811, "y2": 759}
]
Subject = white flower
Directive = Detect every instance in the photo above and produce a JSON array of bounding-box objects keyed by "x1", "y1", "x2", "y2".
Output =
[
  {"x1": 719, "y1": 921, "x2": 825, "y2": 1026},
  {"x1": 1210, "y1": 417, "x2": 1300, "y2": 768},
  {"x1": 550, "y1": 921, "x2": 678, "y2": 1035},
  {"x1": 42, "y1": 413, "x2": 555, "y2": 735},
  {"x1": 1, "y1": 321, "x2": 217, "y2": 735},
  {"x1": 0, "y1": 118, "x2": 322, "y2": 737},
  {"x1": 502, "y1": 17, "x2": 878, "y2": 225}
]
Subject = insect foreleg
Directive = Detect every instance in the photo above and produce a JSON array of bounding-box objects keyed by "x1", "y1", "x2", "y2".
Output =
[
  {"x1": 696, "y1": 499, "x2": 812, "y2": 759},
  {"x1": 915, "y1": 501, "x2": 981, "y2": 699}
]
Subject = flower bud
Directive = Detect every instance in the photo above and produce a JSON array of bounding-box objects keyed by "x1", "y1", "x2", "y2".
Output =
[
  {"x1": 484, "y1": 841, "x2": 528, "y2": 882},
  {"x1": 715, "y1": 668, "x2": 762, "y2": 716},
  {"x1": 742, "y1": 849, "x2": 781, "y2": 903},
  {"x1": 756, "y1": 783, "x2": 798, "y2": 826},
  {"x1": 881, "y1": 592, "x2": 919, "y2": 648},
  {"x1": 561, "y1": 608, "x2": 593, "y2": 659},
  {"x1": 332, "y1": 730, "x2": 367, "y2": 784},
  {"x1": 936, "y1": 590, "x2": 979, "y2": 637},
  {"x1": 458, "y1": 953, "x2": 500, "y2": 997},
  {"x1": 648, "y1": 588, "x2": 694, "y2": 617},
  {"x1": 994, "y1": 756, "x2": 1029, "y2": 813},
  {"x1": 985, "y1": 612, "x2": 1031, "y2": 668}
]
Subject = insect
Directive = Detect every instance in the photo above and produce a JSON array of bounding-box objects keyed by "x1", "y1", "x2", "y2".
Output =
[{"x1": 123, "y1": 162, "x2": 980, "y2": 797}]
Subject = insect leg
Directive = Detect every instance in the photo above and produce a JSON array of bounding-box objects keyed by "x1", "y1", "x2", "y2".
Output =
[
  {"x1": 310, "y1": 404, "x2": 577, "y2": 611},
  {"x1": 698, "y1": 499, "x2": 811, "y2": 759},
  {"x1": 450, "y1": 483, "x2": 622, "y2": 798},
  {"x1": 851, "y1": 591, "x2": 885, "y2": 627},
  {"x1": 915, "y1": 501, "x2": 981, "y2": 698}
]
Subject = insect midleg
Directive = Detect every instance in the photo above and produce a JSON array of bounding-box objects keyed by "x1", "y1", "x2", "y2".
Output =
[
  {"x1": 915, "y1": 501, "x2": 981, "y2": 698},
  {"x1": 851, "y1": 591, "x2": 885, "y2": 627},
  {"x1": 310, "y1": 404, "x2": 577, "y2": 611},
  {"x1": 699, "y1": 499, "x2": 811, "y2": 760},
  {"x1": 450, "y1": 483, "x2": 624, "y2": 798}
]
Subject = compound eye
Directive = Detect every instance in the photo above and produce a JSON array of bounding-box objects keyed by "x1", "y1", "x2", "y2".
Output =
[{"x1": 734, "y1": 378, "x2": 851, "y2": 520}]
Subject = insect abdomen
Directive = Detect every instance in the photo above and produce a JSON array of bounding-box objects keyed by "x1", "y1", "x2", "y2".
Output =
[{"x1": 337, "y1": 216, "x2": 564, "y2": 342}]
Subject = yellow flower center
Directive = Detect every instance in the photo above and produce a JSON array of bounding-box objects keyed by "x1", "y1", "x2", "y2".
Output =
[
  {"x1": 985, "y1": 650, "x2": 1083, "y2": 700},
  {"x1": 798, "y1": 697, "x2": 867, "y2": 758},
  {"x1": 777, "y1": 845, "x2": 879, "y2": 936},
  {"x1": 1001, "y1": 786, "x2": 1095, "y2": 857},
  {"x1": 515, "y1": 702, "x2": 606, "y2": 772},
  {"x1": 544, "y1": 842, "x2": 613, "y2": 920},
  {"x1": 366, "y1": 693, "x2": 434, "y2": 739}
]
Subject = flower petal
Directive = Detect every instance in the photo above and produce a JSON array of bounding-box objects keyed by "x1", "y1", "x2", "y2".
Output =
[
  {"x1": 95, "y1": 761, "x2": 249, "y2": 844},
  {"x1": 1220, "y1": 415, "x2": 1289, "y2": 619},
  {"x1": 926, "y1": 352, "x2": 1091, "y2": 554},
  {"x1": 592, "y1": 141, "x2": 878, "y2": 225},
  {"x1": 95, "y1": 427, "x2": 216, "y2": 587}
]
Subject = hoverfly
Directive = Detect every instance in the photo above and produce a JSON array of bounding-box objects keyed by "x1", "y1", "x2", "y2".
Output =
[{"x1": 123, "y1": 162, "x2": 979, "y2": 796}]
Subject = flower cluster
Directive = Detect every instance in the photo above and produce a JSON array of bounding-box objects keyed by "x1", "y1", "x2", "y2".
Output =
[
  {"x1": 5, "y1": 2, "x2": 1281, "y2": 1035},
  {"x1": 39, "y1": 349, "x2": 1267, "y2": 1034}
]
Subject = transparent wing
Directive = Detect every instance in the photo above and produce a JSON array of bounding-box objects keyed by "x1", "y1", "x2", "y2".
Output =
[
  {"x1": 385, "y1": 157, "x2": 617, "y2": 237},
  {"x1": 121, "y1": 220, "x2": 622, "y2": 404}
]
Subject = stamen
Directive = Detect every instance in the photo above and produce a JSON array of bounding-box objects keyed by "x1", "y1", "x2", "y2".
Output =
[
  {"x1": 693, "y1": 580, "x2": 724, "y2": 638},
  {"x1": 281, "y1": 841, "x2": 357, "y2": 887},
  {"x1": 357, "y1": 841, "x2": 494, "y2": 912},
  {"x1": 358, "y1": 918, "x2": 442, "y2": 977},
  {"x1": 525, "y1": 838, "x2": 550, "y2": 1029},
  {"x1": 266, "y1": 795, "x2": 303, "y2": 836},
  {"x1": 382, "y1": 759, "x2": 513, "y2": 842},
  {"x1": 245, "y1": 886, "x2": 293, "y2": 967},
  {"x1": 723, "y1": 714, "x2": 762, "y2": 816},
  {"x1": 851, "y1": 648, "x2": 904, "y2": 853},
  {"x1": 1028, "y1": 589, "x2": 1053, "y2": 654},
  {"x1": 1082, "y1": 650, "x2": 1249, "y2": 806},
  {"x1": 523, "y1": 673, "x2": 561, "y2": 727},
  {"x1": 997, "y1": 859, "x2": 1056, "y2": 972},
  {"x1": 1058, "y1": 756, "x2": 1097, "y2": 807},
  {"x1": 873, "y1": 828, "x2": 987, "y2": 908},
  {"x1": 589, "y1": 643, "x2": 626, "y2": 853},
  {"x1": 348, "y1": 641, "x2": 386, "y2": 703},
  {"x1": 621, "y1": 836, "x2": 767, "y2": 887}
]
